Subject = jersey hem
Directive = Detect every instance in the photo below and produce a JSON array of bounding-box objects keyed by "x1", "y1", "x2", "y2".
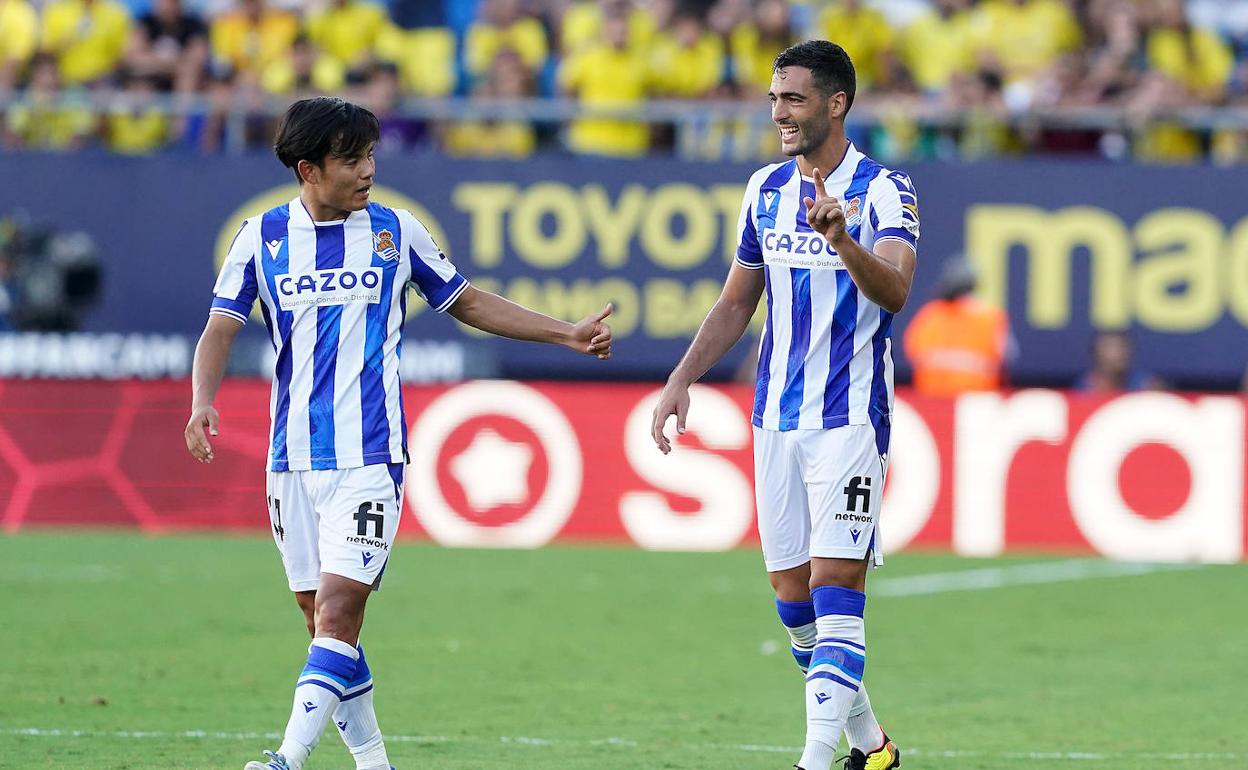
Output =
[
  {"x1": 873, "y1": 235, "x2": 917, "y2": 253},
  {"x1": 751, "y1": 414, "x2": 858, "y2": 431},
  {"x1": 208, "y1": 307, "x2": 247, "y2": 325},
  {"x1": 735, "y1": 257, "x2": 765, "y2": 270},
  {"x1": 266, "y1": 451, "x2": 404, "y2": 473},
  {"x1": 433, "y1": 277, "x2": 470, "y2": 313}
]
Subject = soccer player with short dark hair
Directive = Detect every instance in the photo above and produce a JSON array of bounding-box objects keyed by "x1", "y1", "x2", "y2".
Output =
[
  {"x1": 651, "y1": 41, "x2": 918, "y2": 770},
  {"x1": 184, "y1": 96, "x2": 613, "y2": 770}
]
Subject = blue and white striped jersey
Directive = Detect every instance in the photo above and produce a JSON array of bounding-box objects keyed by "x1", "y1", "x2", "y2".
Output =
[
  {"x1": 736, "y1": 143, "x2": 919, "y2": 434},
  {"x1": 210, "y1": 197, "x2": 468, "y2": 472}
]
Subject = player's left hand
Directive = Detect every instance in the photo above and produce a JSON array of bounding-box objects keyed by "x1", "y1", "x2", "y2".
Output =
[
  {"x1": 568, "y1": 303, "x2": 613, "y2": 360},
  {"x1": 803, "y1": 167, "x2": 847, "y2": 245},
  {"x1": 185, "y1": 405, "x2": 220, "y2": 463}
]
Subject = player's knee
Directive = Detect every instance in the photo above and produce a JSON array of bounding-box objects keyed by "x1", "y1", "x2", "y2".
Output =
[
  {"x1": 809, "y1": 557, "x2": 868, "y2": 592},
  {"x1": 314, "y1": 590, "x2": 366, "y2": 643},
  {"x1": 769, "y1": 564, "x2": 812, "y2": 602}
]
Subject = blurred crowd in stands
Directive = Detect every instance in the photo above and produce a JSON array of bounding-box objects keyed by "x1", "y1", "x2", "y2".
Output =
[{"x1": 2, "y1": 0, "x2": 1248, "y2": 162}]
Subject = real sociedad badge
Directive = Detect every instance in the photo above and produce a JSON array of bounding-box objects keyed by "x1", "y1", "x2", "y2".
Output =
[
  {"x1": 845, "y1": 197, "x2": 862, "y2": 229},
  {"x1": 373, "y1": 229, "x2": 401, "y2": 261}
]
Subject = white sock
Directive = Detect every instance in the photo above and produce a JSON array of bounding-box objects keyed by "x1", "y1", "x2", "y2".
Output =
[
  {"x1": 845, "y1": 686, "x2": 885, "y2": 753},
  {"x1": 798, "y1": 586, "x2": 866, "y2": 770},
  {"x1": 333, "y1": 644, "x2": 390, "y2": 770},
  {"x1": 277, "y1": 637, "x2": 358, "y2": 769}
]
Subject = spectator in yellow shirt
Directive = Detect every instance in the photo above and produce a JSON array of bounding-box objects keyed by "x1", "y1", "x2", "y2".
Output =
[
  {"x1": 466, "y1": 0, "x2": 549, "y2": 79},
  {"x1": 901, "y1": 0, "x2": 975, "y2": 95},
  {"x1": 559, "y1": 10, "x2": 650, "y2": 156},
  {"x1": 209, "y1": 0, "x2": 298, "y2": 83},
  {"x1": 260, "y1": 34, "x2": 345, "y2": 96},
  {"x1": 445, "y1": 50, "x2": 538, "y2": 158},
  {"x1": 730, "y1": 0, "x2": 793, "y2": 95},
  {"x1": 0, "y1": 0, "x2": 38, "y2": 89},
  {"x1": 40, "y1": 0, "x2": 132, "y2": 86},
  {"x1": 375, "y1": 23, "x2": 457, "y2": 97},
  {"x1": 650, "y1": 7, "x2": 725, "y2": 98},
  {"x1": 559, "y1": 0, "x2": 655, "y2": 56},
  {"x1": 304, "y1": 0, "x2": 388, "y2": 76},
  {"x1": 1145, "y1": 0, "x2": 1233, "y2": 102},
  {"x1": 2, "y1": 55, "x2": 96, "y2": 150},
  {"x1": 970, "y1": 0, "x2": 1081, "y2": 87},
  {"x1": 1127, "y1": 0, "x2": 1234, "y2": 162},
  {"x1": 814, "y1": 0, "x2": 896, "y2": 89},
  {"x1": 104, "y1": 71, "x2": 170, "y2": 154}
]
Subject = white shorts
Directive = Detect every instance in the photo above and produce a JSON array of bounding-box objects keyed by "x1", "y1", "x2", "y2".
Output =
[
  {"x1": 265, "y1": 463, "x2": 405, "y2": 592},
  {"x1": 753, "y1": 424, "x2": 888, "y2": 572}
]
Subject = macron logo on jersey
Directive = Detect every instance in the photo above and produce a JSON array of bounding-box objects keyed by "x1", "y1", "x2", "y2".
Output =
[
  {"x1": 275, "y1": 268, "x2": 383, "y2": 311},
  {"x1": 265, "y1": 239, "x2": 283, "y2": 259},
  {"x1": 760, "y1": 228, "x2": 845, "y2": 271}
]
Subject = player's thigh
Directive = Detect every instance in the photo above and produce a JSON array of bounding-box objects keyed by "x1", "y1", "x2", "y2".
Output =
[
  {"x1": 754, "y1": 426, "x2": 812, "y2": 573},
  {"x1": 801, "y1": 424, "x2": 886, "y2": 567},
  {"x1": 265, "y1": 470, "x2": 322, "y2": 592},
  {"x1": 313, "y1": 463, "x2": 404, "y2": 589}
]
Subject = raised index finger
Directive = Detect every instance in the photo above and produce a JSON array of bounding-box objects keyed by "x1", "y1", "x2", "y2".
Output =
[{"x1": 813, "y1": 167, "x2": 827, "y2": 198}]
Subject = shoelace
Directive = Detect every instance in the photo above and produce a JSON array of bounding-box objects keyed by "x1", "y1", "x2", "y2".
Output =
[{"x1": 834, "y1": 753, "x2": 864, "y2": 770}]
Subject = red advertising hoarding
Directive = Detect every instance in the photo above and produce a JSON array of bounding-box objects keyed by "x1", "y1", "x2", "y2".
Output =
[{"x1": 1, "y1": 380, "x2": 1243, "y2": 563}]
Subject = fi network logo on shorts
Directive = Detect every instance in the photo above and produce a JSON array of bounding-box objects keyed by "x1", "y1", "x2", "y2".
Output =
[{"x1": 407, "y1": 382, "x2": 583, "y2": 548}]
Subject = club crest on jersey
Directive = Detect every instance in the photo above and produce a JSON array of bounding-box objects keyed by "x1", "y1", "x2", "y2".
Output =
[
  {"x1": 845, "y1": 197, "x2": 862, "y2": 228},
  {"x1": 373, "y1": 229, "x2": 401, "y2": 261}
]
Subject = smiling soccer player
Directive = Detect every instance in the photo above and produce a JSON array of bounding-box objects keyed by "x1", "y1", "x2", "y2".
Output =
[
  {"x1": 184, "y1": 97, "x2": 612, "y2": 770},
  {"x1": 651, "y1": 41, "x2": 918, "y2": 770}
]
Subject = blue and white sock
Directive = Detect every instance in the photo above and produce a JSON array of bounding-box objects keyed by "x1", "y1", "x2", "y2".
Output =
[
  {"x1": 776, "y1": 598, "x2": 818, "y2": 672},
  {"x1": 276, "y1": 637, "x2": 358, "y2": 769},
  {"x1": 333, "y1": 645, "x2": 391, "y2": 770},
  {"x1": 798, "y1": 586, "x2": 867, "y2": 770}
]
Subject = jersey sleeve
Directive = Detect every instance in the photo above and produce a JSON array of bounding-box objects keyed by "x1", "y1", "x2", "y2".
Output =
[
  {"x1": 734, "y1": 168, "x2": 768, "y2": 270},
  {"x1": 868, "y1": 170, "x2": 920, "y2": 254},
  {"x1": 209, "y1": 218, "x2": 261, "y2": 324},
  {"x1": 400, "y1": 211, "x2": 469, "y2": 313}
]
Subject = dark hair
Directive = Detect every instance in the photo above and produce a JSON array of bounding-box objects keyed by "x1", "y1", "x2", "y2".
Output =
[
  {"x1": 773, "y1": 40, "x2": 856, "y2": 112},
  {"x1": 273, "y1": 97, "x2": 379, "y2": 182}
]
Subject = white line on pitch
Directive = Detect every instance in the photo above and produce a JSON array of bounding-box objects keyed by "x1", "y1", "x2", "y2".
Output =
[
  {"x1": 872, "y1": 559, "x2": 1202, "y2": 598},
  {"x1": 6, "y1": 728, "x2": 1239, "y2": 762}
]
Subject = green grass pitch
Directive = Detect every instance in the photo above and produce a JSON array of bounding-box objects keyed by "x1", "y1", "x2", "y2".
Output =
[{"x1": 1, "y1": 532, "x2": 1245, "y2": 769}]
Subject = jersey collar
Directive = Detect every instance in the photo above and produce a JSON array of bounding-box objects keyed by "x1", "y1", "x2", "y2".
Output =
[{"x1": 798, "y1": 141, "x2": 862, "y2": 189}]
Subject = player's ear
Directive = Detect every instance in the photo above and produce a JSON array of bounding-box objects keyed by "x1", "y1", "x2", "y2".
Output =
[
  {"x1": 828, "y1": 91, "x2": 847, "y2": 120},
  {"x1": 297, "y1": 159, "x2": 319, "y2": 186}
]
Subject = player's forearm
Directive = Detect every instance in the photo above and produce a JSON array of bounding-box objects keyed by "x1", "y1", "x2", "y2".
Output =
[
  {"x1": 449, "y1": 288, "x2": 572, "y2": 346},
  {"x1": 833, "y1": 236, "x2": 910, "y2": 314},
  {"x1": 191, "y1": 320, "x2": 238, "y2": 410},
  {"x1": 668, "y1": 295, "x2": 756, "y2": 388}
]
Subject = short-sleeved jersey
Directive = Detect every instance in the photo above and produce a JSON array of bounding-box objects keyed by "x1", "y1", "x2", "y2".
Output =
[
  {"x1": 210, "y1": 198, "x2": 468, "y2": 472},
  {"x1": 735, "y1": 144, "x2": 919, "y2": 436}
]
